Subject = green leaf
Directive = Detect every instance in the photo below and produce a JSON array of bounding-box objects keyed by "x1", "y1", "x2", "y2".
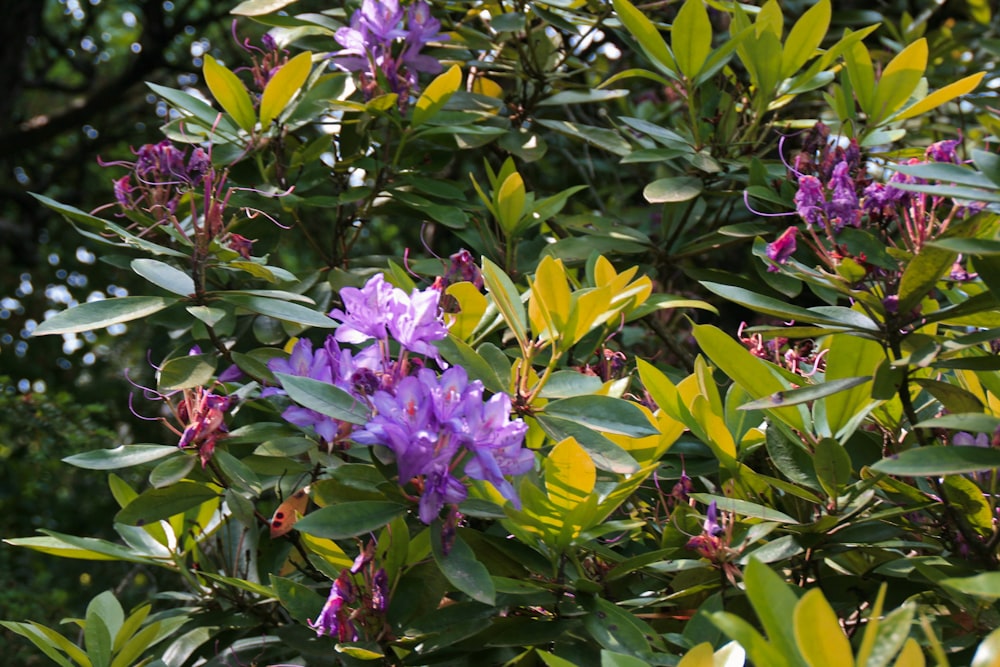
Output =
[
  {"x1": 260, "y1": 51, "x2": 313, "y2": 127},
  {"x1": 610, "y1": 0, "x2": 678, "y2": 78},
  {"x1": 941, "y1": 572, "x2": 1000, "y2": 599},
  {"x1": 84, "y1": 593, "x2": 117, "y2": 667},
  {"x1": 6, "y1": 531, "x2": 155, "y2": 564},
  {"x1": 0, "y1": 621, "x2": 85, "y2": 667},
  {"x1": 412, "y1": 64, "x2": 462, "y2": 127},
  {"x1": 539, "y1": 89, "x2": 630, "y2": 106},
  {"x1": 743, "y1": 559, "x2": 803, "y2": 666},
  {"x1": 293, "y1": 501, "x2": 406, "y2": 539},
  {"x1": 582, "y1": 595, "x2": 652, "y2": 656},
  {"x1": 814, "y1": 438, "x2": 853, "y2": 499},
  {"x1": 274, "y1": 373, "x2": 370, "y2": 424},
  {"x1": 115, "y1": 482, "x2": 219, "y2": 525},
  {"x1": 690, "y1": 494, "x2": 799, "y2": 524},
  {"x1": 542, "y1": 395, "x2": 658, "y2": 438},
  {"x1": 895, "y1": 71, "x2": 986, "y2": 121},
  {"x1": 220, "y1": 293, "x2": 336, "y2": 328},
  {"x1": 63, "y1": 445, "x2": 179, "y2": 471},
  {"x1": 231, "y1": 0, "x2": 298, "y2": 15},
  {"x1": 203, "y1": 54, "x2": 256, "y2": 132},
  {"x1": 271, "y1": 575, "x2": 325, "y2": 625},
  {"x1": 824, "y1": 334, "x2": 884, "y2": 437},
  {"x1": 34, "y1": 296, "x2": 176, "y2": 336},
  {"x1": 672, "y1": 0, "x2": 712, "y2": 80},
  {"x1": 496, "y1": 172, "x2": 526, "y2": 235},
  {"x1": 914, "y1": 413, "x2": 1000, "y2": 433},
  {"x1": 843, "y1": 38, "x2": 875, "y2": 115},
  {"x1": 871, "y1": 446, "x2": 1000, "y2": 476},
  {"x1": 158, "y1": 353, "x2": 217, "y2": 392},
  {"x1": 643, "y1": 176, "x2": 703, "y2": 203},
  {"x1": 700, "y1": 282, "x2": 877, "y2": 330},
  {"x1": 146, "y1": 83, "x2": 240, "y2": 138},
  {"x1": 738, "y1": 376, "x2": 871, "y2": 411},
  {"x1": 432, "y1": 531, "x2": 495, "y2": 605},
  {"x1": 481, "y1": 257, "x2": 528, "y2": 347},
  {"x1": 535, "y1": 414, "x2": 639, "y2": 474},
  {"x1": 534, "y1": 119, "x2": 631, "y2": 156},
  {"x1": 130, "y1": 259, "x2": 194, "y2": 296},
  {"x1": 793, "y1": 589, "x2": 853, "y2": 667},
  {"x1": 709, "y1": 612, "x2": 789, "y2": 667}
]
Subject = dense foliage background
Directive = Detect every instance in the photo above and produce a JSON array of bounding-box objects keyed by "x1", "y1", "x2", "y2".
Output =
[{"x1": 2, "y1": 0, "x2": 1000, "y2": 665}]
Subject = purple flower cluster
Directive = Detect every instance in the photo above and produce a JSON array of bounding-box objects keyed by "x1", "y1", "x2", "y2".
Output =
[
  {"x1": 332, "y1": 0, "x2": 448, "y2": 101},
  {"x1": 269, "y1": 273, "x2": 532, "y2": 522},
  {"x1": 106, "y1": 140, "x2": 211, "y2": 215},
  {"x1": 309, "y1": 570, "x2": 357, "y2": 641},
  {"x1": 792, "y1": 160, "x2": 862, "y2": 232},
  {"x1": 354, "y1": 366, "x2": 533, "y2": 524}
]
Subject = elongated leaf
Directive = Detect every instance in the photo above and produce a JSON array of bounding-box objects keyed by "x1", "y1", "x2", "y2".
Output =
[
  {"x1": 221, "y1": 293, "x2": 336, "y2": 328},
  {"x1": 610, "y1": 0, "x2": 678, "y2": 77},
  {"x1": 793, "y1": 589, "x2": 854, "y2": 667},
  {"x1": 672, "y1": 0, "x2": 712, "y2": 80},
  {"x1": 5, "y1": 531, "x2": 156, "y2": 564},
  {"x1": 535, "y1": 414, "x2": 639, "y2": 474},
  {"x1": 260, "y1": 51, "x2": 313, "y2": 127},
  {"x1": 534, "y1": 119, "x2": 631, "y2": 156},
  {"x1": 0, "y1": 622, "x2": 83, "y2": 667},
  {"x1": 814, "y1": 437, "x2": 853, "y2": 498},
  {"x1": 115, "y1": 482, "x2": 219, "y2": 525},
  {"x1": 412, "y1": 64, "x2": 462, "y2": 127},
  {"x1": 539, "y1": 89, "x2": 629, "y2": 106},
  {"x1": 691, "y1": 494, "x2": 799, "y2": 524},
  {"x1": 543, "y1": 395, "x2": 658, "y2": 438},
  {"x1": 824, "y1": 334, "x2": 884, "y2": 437},
  {"x1": 481, "y1": 257, "x2": 528, "y2": 346},
  {"x1": 293, "y1": 501, "x2": 406, "y2": 539},
  {"x1": 643, "y1": 176, "x2": 703, "y2": 203},
  {"x1": 275, "y1": 372, "x2": 370, "y2": 425},
  {"x1": 203, "y1": 55, "x2": 256, "y2": 132},
  {"x1": 871, "y1": 446, "x2": 1000, "y2": 476},
  {"x1": 738, "y1": 376, "x2": 870, "y2": 411},
  {"x1": 63, "y1": 445, "x2": 179, "y2": 470},
  {"x1": 432, "y1": 532, "x2": 495, "y2": 605},
  {"x1": 146, "y1": 83, "x2": 240, "y2": 137},
  {"x1": 941, "y1": 572, "x2": 1000, "y2": 599},
  {"x1": 780, "y1": 0, "x2": 830, "y2": 78},
  {"x1": 743, "y1": 559, "x2": 803, "y2": 667},
  {"x1": 157, "y1": 353, "x2": 217, "y2": 392},
  {"x1": 232, "y1": 0, "x2": 298, "y2": 15},
  {"x1": 895, "y1": 71, "x2": 986, "y2": 121},
  {"x1": 131, "y1": 259, "x2": 194, "y2": 296},
  {"x1": 914, "y1": 413, "x2": 1000, "y2": 433},
  {"x1": 34, "y1": 296, "x2": 175, "y2": 336},
  {"x1": 871, "y1": 38, "x2": 927, "y2": 124}
]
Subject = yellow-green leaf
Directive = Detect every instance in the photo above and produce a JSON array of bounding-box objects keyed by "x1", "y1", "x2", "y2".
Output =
[
  {"x1": 611, "y1": 0, "x2": 678, "y2": 78},
  {"x1": 444, "y1": 281, "x2": 488, "y2": 340},
  {"x1": 259, "y1": 51, "x2": 313, "y2": 127},
  {"x1": 894, "y1": 71, "x2": 986, "y2": 121},
  {"x1": 672, "y1": 0, "x2": 712, "y2": 80},
  {"x1": 481, "y1": 257, "x2": 528, "y2": 347},
  {"x1": 528, "y1": 256, "x2": 571, "y2": 341},
  {"x1": 203, "y1": 55, "x2": 257, "y2": 132},
  {"x1": 794, "y1": 588, "x2": 854, "y2": 667},
  {"x1": 871, "y1": 39, "x2": 927, "y2": 124},
  {"x1": 894, "y1": 638, "x2": 926, "y2": 667},
  {"x1": 781, "y1": 0, "x2": 830, "y2": 78},
  {"x1": 843, "y1": 39, "x2": 875, "y2": 115},
  {"x1": 677, "y1": 642, "x2": 715, "y2": 667},
  {"x1": 496, "y1": 171, "x2": 526, "y2": 235},
  {"x1": 567, "y1": 285, "x2": 612, "y2": 348},
  {"x1": 545, "y1": 437, "x2": 596, "y2": 511},
  {"x1": 412, "y1": 64, "x2": 461, "y2": 127}
]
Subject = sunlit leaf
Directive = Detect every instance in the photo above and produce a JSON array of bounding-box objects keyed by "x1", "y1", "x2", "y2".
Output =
[
  {"x1": 260, "y1": 51, "x2": 313, "y2": 127},
  {"x1": 203, "y1": 55, "x2": 257, "y2": 132}
]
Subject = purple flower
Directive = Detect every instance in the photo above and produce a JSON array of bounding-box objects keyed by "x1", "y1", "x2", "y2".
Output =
[
  {"x1": 926, "y1": 139, "x2": 960, "y2": 164},
  {"x1": 353, "y1": 366, "x2": 531, "y2": 523},
  {"x1": 765, "y1": 226, "x2": 798, "y2": 271},
  {"x1": 953, "y1": 432, "x2": 989, "y2": 447},
  {"x1": 704, "y1": 501, "x2": 722, "y2": 537},
  {"x1": 309, "y1": 571, "x2": 357, "y2": 641},
  {"x1": 330, "y1": 273, "x2": 447, "y2": 359},
  {"x1": 793, "y1": 175, "x2": 826, "y2": 228},
  {"x1": 825, "y1": 161, "x2": 861, "y2": 230}
]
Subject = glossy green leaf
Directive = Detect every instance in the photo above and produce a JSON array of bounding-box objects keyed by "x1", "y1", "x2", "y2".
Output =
[
  {"x1": 709, "y1": 612, "x2": 790, "y2": 667},
  {"x1": 274, "y1": 373, "x2": 370, "y2": 425},
  {"x1": 610, "y1": 0, "x2": 678, "y2": 77},
  {"x1": 293, "y1": 501, "x2": 406, "y2": 539},
  {"x1": 871, "y1": 446, "x2": 1000, "y2": 476},
  {"x1": 843, "y1": 39, "x2": 875, "y2": 114},
  {"x1": 895, "y1": 71, "x2": 986, "y2": 121},
  {"x1": 897, "y1": 244, "x2": 956, "y2": 316},
  {"x1": 496, "y1": 171, "x2": 526, "y2": 234},
  {"x1": 542, "y1": 395, "x2": 658, "y2": 438},
  {"x1": 943, "y1": 475, "x2": 993, "y2": 533},
  {"x1": 535, "y1": 414, "x2": 639, "y2": 474},
  {"x1": 643, "y1": 176, "x2": 702, "y2": 203},
  {"x1": 260, "y1": 51, "x2": 313, "y2": 127},
  {"x1": 158, "y1": 353, "x2": 217, "y2": 392},
  {"x1": 941, "y1": 572, "x2": 1000, "y2": 599},
  {"x1": 914, "y1": 413, "x2": 1000, "y2": 432},
  {"x1": 481, "y1": 257, "x2": 528, "y2": 347},
  {"x1": 34, "y1": 296, "x2": 176, "y2": 336},
  {"x1": 110, "y1": 617, "x2": 187, "y2": 667},
  {"x1": 743, "y1": 559, "x2": 803, "y2": 666},
  {"x1": 63, "y1": 445, "x2": 179, "y2": 471},
  {"x1": 146, "y1": 82, "x2": 241, "y2": 137},
  {"x1": 738, "y1": 376, "x2": 871, "y2": 411},
  {"x1": 202, "y1": 55, "x2": 256, "y2": 132},
  {"x1": 6, "y1": 530, "x2": 156, "y2": 563},
  {"x1": 691, "y1": 494, "x2": 799, "y2": 524},
  {"x1": 539, "y1": 89, "x2": 629, "y2": 106},
  {"x1": 271, "y1": 575, "x2": 325, "y2": 625},
  {"x1": 84, "y1": 594, "x2": 115, "y2": 667},
  {"x1": 432, "y1": 531, "x2": 495, "y2": 605},
  {"x1": 115, "y1": 482, "x2": 218, "y2": 525},
  {"x1": 231, "y1": 0, "x2": 298, "y2": 15},
  {"x1": 131, "y1": 259, "x2": 195, "y2": 296},
  {"x1": 0, "y1": 622, "x2": 83, "y2": 667},
  {"x1": 824, "y1": 334, "x2": 884, "y2": 437},
  {"x1": 793, "y1": 588, "x2": 854, "y2": 667},
  {"x1": 221, "y1": 293, "x2": 336, "y2": 328},
  {"x1": 535, "y1": 119, "x2": 631, "y2": 156},
  {"x1": 582, "y1": 595, "x2": 651, "y2": 655},
  {"x1": 672, "y1": 0, "x2": 712, "y2": 80},
  {"x1": 814, "y1": 438, "x2": 852, "y2": 499}
]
